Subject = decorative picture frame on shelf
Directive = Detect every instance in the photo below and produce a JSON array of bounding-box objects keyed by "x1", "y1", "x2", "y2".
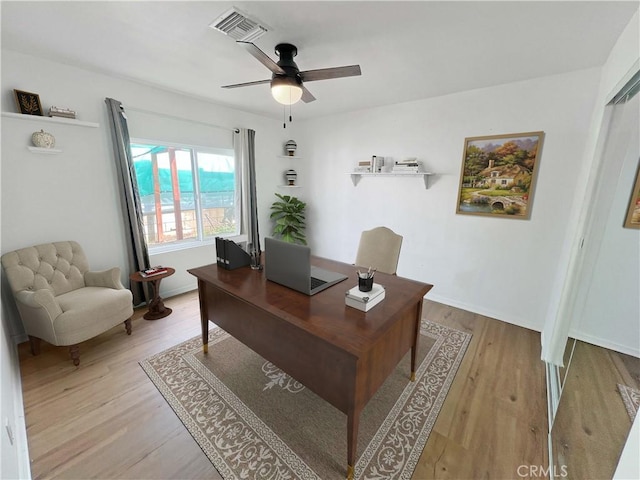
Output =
[
  {"x1": 13, "y1": 89, "x2": 43, "y2": 116},
  {"x1": 623, "y1": 162, "x2": 640, "y2": 229},
  {"x1": 456, "y1": 131, "x2": 544, "y2": 220}
]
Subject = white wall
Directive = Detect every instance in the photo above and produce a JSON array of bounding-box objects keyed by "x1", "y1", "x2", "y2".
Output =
[
  {"x1": 1, "y1": 50, "x2": 289, "y2": 316},
  {"x1": 300, "y1": 69, "x2": 601, "y2": 331}
]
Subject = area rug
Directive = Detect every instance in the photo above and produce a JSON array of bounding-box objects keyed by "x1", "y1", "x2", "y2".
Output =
[
  {"x1": 617, "y1": 384, "x2": 640, "y2": 421},
  {"x1": 140, "y1": 320, "x2": 471, "y2": 479}
]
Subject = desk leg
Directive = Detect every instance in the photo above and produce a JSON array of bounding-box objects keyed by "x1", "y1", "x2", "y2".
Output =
[
  {"x1": 197, "y1": 280, "x2": 209, "y2": 354},
  {"x1": 347, "y1": 408, "x2": 360, "y2": 480},
  {"x1": 410, "y1": 300, "x2": 424, "y2": 382}
]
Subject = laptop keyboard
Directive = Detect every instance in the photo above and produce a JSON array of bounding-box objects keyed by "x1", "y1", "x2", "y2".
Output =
[{"x1": 310, "y1": 276, "x2": 327, "y2": 290}]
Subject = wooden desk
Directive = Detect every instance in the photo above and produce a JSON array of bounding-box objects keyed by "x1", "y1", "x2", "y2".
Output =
[{"x1": 188, "y1": 257, "x2": 432, "y2": 479}]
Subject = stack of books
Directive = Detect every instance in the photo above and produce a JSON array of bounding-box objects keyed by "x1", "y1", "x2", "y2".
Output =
[
  {"x1": 354, "y1": 161, "x2": 371, "y2": 173},
  {"x1": 48, "y1": 106, "x2": 77, "y2": 119},
  {"x1": 392, "y1": 158, "x2": 422, "y2": 173},
  {"x1": 140, "y1": 266, "x2": 168, "y2": 277},
  {"x1": 345, "y1": 283, "x2": 386, "y2": 312}
]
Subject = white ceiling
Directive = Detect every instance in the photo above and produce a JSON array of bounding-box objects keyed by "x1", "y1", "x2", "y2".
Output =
[{"x1": 2, "y1": 1, "x2": 638, "y2": 120}]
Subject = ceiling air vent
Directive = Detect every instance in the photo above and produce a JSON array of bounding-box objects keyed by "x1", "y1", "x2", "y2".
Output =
[{"x1": 209, "y1": 7, "x2": 268, "y2": 43}]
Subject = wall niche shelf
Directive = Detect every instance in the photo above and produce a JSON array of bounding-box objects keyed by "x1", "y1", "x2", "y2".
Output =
[
  {"x1": 2, "y1": 112, "x2": 99, "y2": 128},
  {"x1": 348, "y1": 172, "x2": 435, "y2": 189},
  {"x1": 27, "y1": 146, "x2": 63, "y2": 155}
]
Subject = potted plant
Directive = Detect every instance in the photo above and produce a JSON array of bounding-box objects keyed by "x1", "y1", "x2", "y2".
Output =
[{"x1": 270, "y1": 193, "x2": 307, "y2": 244}]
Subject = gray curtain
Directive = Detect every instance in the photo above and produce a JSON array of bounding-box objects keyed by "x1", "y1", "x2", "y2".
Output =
[
  {"x1": 105, "y1": 97, "x2": 150, "y2": 305},
  {"x1": 234, "y1": 128, "x2": 261, "y2": 268}
]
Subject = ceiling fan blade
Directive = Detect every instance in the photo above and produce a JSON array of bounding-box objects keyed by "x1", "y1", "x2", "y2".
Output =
[
  {"x1": 300, "y1": 65, "x2": 361, "y2": 82},
  {"x1": 221, "y1": 79, "x2": 271, "y2": 89},
  {"x1": 301, "y1": 86, "x2": 316, "y2": 103},
  {"x1": 237, "y1": 41, "x2": 285, "y2": 75}
]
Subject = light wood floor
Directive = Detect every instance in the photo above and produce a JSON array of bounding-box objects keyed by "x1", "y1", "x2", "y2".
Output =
[{"x1": 18, "y1": 291, "x2": 548, "y2": 479}]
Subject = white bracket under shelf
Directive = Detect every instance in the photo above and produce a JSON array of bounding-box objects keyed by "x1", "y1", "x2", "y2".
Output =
[{"x1": 348, "y1": 172, "x2": 434, "y2": 189}]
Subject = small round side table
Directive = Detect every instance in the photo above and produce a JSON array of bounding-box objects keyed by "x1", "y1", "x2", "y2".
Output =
[{"x1": 130, "y1": 267, "x2": 175, "y2": 320}]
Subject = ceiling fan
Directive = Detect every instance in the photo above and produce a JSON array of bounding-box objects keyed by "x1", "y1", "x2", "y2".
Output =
[{"x1": 222, "y1": 42, "x2": 362, "y2": 105}]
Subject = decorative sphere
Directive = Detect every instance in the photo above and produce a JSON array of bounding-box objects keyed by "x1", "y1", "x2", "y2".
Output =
[
  {"x1": 32, "y1": 129, "x2": 56, "y2": 148},
  {"x1": 285, "y1": 139, "x2": 297, "y2": 156},
  {"x1": 285, "y1": 169, "x2": 297, "y2": 185}
]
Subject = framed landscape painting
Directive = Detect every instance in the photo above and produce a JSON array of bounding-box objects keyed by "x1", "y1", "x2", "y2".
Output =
[
  {"x1": 623, "y1": 162, "x2": 640, "y2": 229},
  {"x1": 456, "y1": 131, "x2": 545, "y2": 219}
]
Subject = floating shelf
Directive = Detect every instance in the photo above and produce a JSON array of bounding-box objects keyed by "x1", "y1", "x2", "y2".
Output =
[
  {"x1": 27, "y1": 146, "x2": 63, "y2": 154},
  {"x1": 277, "y1": 185, "x2": 301, "y2": 189},
  {"x1": 348, "y1": 172, "x2": 435, "y2": 189},
  {"x1": 277, "y1": 155, "x2": 303, "y2": 160},
  {"x1": 2, "y1": 112, "x2": 99, "y2": 128}
]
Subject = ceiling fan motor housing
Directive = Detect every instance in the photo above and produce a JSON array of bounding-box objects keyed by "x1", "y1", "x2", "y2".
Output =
[{"x1": 271, "y1": 43, "x2": 302, "y2": 81}]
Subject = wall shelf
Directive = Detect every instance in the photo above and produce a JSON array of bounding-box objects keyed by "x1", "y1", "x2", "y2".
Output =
[
  {"x1": 277, "y1": 185, "x2": 301, "y2": 189},
  {"x1": 277, "y1": 155, "x2": 303, "y2": 160},
  {"x1": 348, "y1": 172, "x2": 435, "y2": 189},
  {"x1": 2, "y1": 111, "x2": 99, "y2": 128},
  {"x1": 27, "y1": 146, "x2": 63, "y2": 155}
]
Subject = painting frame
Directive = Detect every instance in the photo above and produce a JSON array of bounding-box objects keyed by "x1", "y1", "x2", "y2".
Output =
[
  {"x1": 456, "y1": 131, "x2": 545, "y2": 220},
  {"x1": 623, "y1": 162, "x2": 640, "y2": 229},
  {"x1": 13, "y1": 89, "x2": 43, "y2": 116}
]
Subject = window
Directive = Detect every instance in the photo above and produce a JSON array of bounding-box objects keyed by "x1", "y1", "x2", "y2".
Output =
[{"x1": 130, "y1": 141, "x2": 237, "y2": 250}]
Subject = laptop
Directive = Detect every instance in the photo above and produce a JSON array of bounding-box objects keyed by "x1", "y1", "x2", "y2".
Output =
[{"x1": 265, "y1": 237, "x2": 348, "y2": 295}]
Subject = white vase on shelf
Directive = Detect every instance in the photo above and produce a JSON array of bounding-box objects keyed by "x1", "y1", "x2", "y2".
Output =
[
  {"x1": 285, "y1": 169, "x2": 297, "y2": 185},
  {"x1": 285, "y1": 139, "x2": 297, "y2": 156}
]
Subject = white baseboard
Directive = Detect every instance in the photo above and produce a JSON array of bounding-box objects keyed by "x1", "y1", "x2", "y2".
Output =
[
  {"x1": 569, "y1": 329, "x2": 640, "y2": 358},
  {"x1": 162, "y1": 285, "x2": 198, "y2": 299},
  {"x1": 425, "y1": 292, "x2": 543, "y2": 333},
  {"x1": 13, "y1": 333, "x2": 28, "y2": 344}
]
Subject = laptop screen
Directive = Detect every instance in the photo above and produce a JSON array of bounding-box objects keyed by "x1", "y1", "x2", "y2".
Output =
[{"x1": 264, "y1": 237, "x2": 347, "y2": 295}]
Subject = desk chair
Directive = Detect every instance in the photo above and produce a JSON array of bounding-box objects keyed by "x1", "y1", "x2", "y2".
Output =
[{"x1": 355, "y1": 226, "x2": 403, "y2": 275}]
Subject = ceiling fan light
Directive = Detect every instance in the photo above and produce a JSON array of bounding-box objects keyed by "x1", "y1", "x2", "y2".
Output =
[{"x1": 271, "y1": 76, "x2": 303, "y2": 105}]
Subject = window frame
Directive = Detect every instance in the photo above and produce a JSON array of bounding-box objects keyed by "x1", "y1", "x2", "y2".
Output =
[{"x1": 130, "y1": 137, "x2": 244, "y2": 254}]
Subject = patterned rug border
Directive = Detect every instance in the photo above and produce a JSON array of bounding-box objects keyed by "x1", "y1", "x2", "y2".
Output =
[
  {"x1": 140, "y1": 320, "x2": 471, "y2": 480},
  {"x1": 617, "y1": 383, "x2": 640, "y2": 422}
]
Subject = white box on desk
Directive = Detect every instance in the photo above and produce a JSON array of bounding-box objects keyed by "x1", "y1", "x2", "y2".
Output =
[{"x1": 345, "y1": 283, "x2": 385, "y2": 312}]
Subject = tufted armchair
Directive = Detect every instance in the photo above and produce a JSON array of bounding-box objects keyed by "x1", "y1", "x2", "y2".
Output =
[{"x1": 1, "y1": 241, "x2": 133, "y2": 366}]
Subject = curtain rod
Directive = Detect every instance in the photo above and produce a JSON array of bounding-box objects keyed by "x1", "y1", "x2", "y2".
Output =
[{"x1": 124, "y1": 105, "x2": 239, "y2": 133}]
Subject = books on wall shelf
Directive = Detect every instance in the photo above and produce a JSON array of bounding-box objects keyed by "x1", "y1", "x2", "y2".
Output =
[
  {"x1": 48, "y1": 106, "x2": 77, "y2": 119},
  {"x1": 392, "y1": 158, "x2": 422, "y2": 173},
  {"x1": 140, "y1": 266, "x2": 168, "y2": 277},
  {"x1": 354, "y1": 161, "x2": 371, "y2": 173},
  {"x1": 354, "y1": 155, "x2": 385, "y2": 173}
]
